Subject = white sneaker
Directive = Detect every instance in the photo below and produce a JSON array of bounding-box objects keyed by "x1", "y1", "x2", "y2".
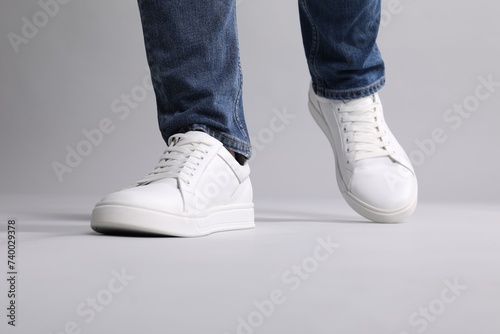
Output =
[
  {"x1": 91, "y1": 131, "x2": 254, "y2": 237},
  {"x1": 308, "y1": 85, "x2": 418, "y2": 223}
]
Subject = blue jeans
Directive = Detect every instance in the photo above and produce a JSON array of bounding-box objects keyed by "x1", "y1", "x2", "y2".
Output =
[{"x1": 137, "y1": 0, "x2": 385, "y2": 159}]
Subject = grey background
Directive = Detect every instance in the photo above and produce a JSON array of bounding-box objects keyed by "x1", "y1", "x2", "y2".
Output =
[
  {"x1": 1, "y1": 2, "x2": 500, "y2": 334},
  {"x1": 1, "y1": 0, "x2": 499, "y2": 203}
]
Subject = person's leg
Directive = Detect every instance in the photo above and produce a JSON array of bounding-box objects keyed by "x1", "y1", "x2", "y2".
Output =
[
  {"x1": 299, "y1": 0, "x2": 418, "y2": 223},
  {"x1": 91, "y1": 0, "x2": 254, "y2": 236},
  {"x1": 298, "y1": 0, "x2": 385, "y2": 100},
  {"x1": 137, "y1": 0, "x2": 252, "y2": 159}
]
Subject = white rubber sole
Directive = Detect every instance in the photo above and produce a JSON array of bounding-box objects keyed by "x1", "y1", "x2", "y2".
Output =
[
  {"x1": 308, "y1": 99, "x2": 418, "y2": 223},
  {"x1": 91, "y1": 204, "x2": 255, "y2": 237}
]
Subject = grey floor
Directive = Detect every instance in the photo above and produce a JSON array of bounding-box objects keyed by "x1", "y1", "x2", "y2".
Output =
[{"x1": 1, "y1": 195, "x2": 499, "y2": 334}]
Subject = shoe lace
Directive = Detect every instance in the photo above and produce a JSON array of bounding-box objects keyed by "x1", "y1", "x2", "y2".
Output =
[
  {"x1": 134, "y1": 134, "x2": 211, "y2": 186},
  {"x1": 339, "y1": 97, "x2": 394, "y2": 164}
]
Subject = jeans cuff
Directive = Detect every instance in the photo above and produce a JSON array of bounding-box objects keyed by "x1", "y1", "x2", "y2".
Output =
[{"x1": 313, "y1": 76, "x2": 385, "y2": 100}]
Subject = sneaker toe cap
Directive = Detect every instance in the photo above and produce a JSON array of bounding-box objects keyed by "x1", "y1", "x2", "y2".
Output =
[
  {"x1": 96, "y1": 180, "x2": 184, "y2": 213},
  {"x1": 349, "y1": 164, "x2": 417, "y2": 211}
]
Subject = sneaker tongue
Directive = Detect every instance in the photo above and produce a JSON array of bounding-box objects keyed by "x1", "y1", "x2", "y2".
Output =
[
  {"x1": 168, "y1": 135, "x2": 184, "y2": 146},
  {"x1": 168, "y1": 131, "x2": 221, "y2": 147}
]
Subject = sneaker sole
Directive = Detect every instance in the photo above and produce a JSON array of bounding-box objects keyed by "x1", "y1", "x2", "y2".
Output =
[
  {"x1": 91, "y1": 204, "x2": 255, "y2": 237},
  {"x1": 308, "y1": 99, "x2": 418, "y2": 223}
]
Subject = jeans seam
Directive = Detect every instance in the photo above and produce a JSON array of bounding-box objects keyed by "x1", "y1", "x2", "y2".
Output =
[
  {"x1": 137, "y1": 1, "x2": 164, "y2": 108},
  {"x1": 233, "y1": 60, "x2": 249, "y2": 142},
  {"x1": 232, "y1": 4, "x2": 250, "y2": 146},
  {"x1": 301, "y1": 0, "x2": 321, "y2": 87}
]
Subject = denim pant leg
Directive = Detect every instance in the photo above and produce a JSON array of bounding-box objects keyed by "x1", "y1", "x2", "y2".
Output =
[
  {"x1": 298, "y1": 0, "x2": 386, "y2": 100},
  {"x1": 137, "y1": 0, "x2": 252, "y2": 158}
]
